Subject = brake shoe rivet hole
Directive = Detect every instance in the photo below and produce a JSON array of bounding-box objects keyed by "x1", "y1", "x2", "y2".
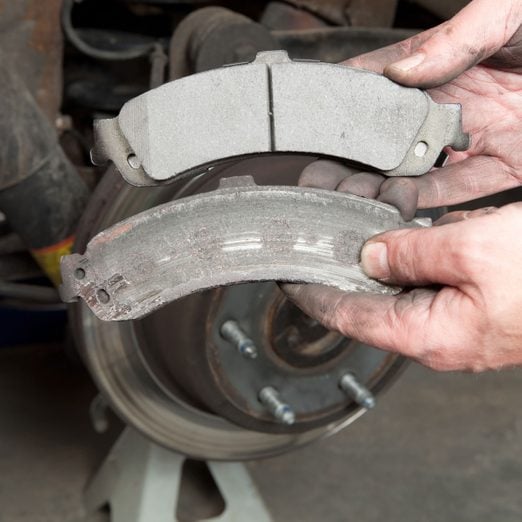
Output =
[
  {"x1": 97, "y1": 289, "x2": 110, "y2": 304},
  {"x1": 74, "y1": 268, "x2": 86, "y2": 280}
]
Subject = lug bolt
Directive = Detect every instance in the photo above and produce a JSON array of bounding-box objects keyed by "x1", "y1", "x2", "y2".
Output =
[
  {"x1": 220, "y1": 320, "x2": 258, "y2": 359},
  {"x1": 259, "y1": 386, "x2": 296, "y2": 425},
  {"x1": 339, "y1": 373, "x2": 376, "y2": 409}
]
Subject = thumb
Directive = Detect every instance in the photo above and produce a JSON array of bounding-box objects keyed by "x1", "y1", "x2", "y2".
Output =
[
  {"x1": 385, "y1": 0, "x2": 522, "y2": 88},
  {"x1": 361, "y1": 224, "x2": 465, "y2": 286}
]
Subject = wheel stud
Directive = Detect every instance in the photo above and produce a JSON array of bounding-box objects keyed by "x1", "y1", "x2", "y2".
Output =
[
  {"x1": 259, "y1": 386, "x2": 296, "y2": 425},
  {"x1": 339, "y1": 373, "x2": 376, "y2": 409},
  {"x1": 220, "y1": 320, "x2": 258, "y2": 359}
]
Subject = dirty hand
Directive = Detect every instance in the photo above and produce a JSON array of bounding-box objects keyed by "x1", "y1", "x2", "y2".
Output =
[
  {"x1": 300, "y1": 0, "x2": 522, "y2": 219},
  {"x1": 285, "y1": 0, "x2": 522, "y2": 372},
  {"x1": 285, "y1": 204, "x2": 522, "y2": 372}
]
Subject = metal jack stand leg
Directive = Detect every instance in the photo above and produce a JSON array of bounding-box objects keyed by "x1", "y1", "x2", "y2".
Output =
[{"x1": 84, "y1": 428, "x2": 273, "y2": 522}]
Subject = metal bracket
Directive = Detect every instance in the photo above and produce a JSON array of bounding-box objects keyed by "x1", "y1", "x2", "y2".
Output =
[
  {"x1": 60, "y1": 176, "x2": 430, "y2": 321},
  {"x1": 84, "y1": 428, "x2": 273, "y2": 522},
  {"x1": 92, "y1": 50, "x2": 469, "y2": 187}
]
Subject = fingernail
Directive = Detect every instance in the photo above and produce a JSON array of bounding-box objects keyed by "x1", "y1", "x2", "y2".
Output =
[
  {"x1": 361, "y1": 242, "x2": 390, "y2": 279},
  {"x1": 389, "y1": 52, "x2": 425, "y2": 73}
]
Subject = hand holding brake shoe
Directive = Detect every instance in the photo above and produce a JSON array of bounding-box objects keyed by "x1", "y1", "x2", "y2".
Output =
[{"x1": 286, "y1": 0, "x2": 522, "y2": 372}]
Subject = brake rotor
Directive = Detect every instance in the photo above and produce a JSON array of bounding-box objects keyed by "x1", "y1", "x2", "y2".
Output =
[{"x1": 70, "y1": 155, "x2": 408, "y2": 460}]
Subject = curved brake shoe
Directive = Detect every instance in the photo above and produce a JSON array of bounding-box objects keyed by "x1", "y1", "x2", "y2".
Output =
[
  {"x1": 92, "y1": 50, "x2": 469, "y2": 187},
  {"x1": 60, "y1": 177, "x2": 430, "y2": 322}
]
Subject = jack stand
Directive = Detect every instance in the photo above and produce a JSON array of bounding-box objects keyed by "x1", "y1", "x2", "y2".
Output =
[{"x1": 84, "y1": 428, "x2": 273, "y2": 522}]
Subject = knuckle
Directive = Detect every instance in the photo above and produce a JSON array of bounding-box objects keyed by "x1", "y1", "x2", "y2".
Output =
[
  {"x1": 386, "y1": 230, "x2": 423, "y2": 280},
  {"x1": 333, "y1": 297, "x2": 373, "y2": 336},
  {"x1": 347, "y1": 56, "x2": 363, "y2": 68},
  {"x1": 449, "y1": 229, "x2": 486, "y2": 275},
  {"x1": 415, "y1": 325, "x2": 490, "y2": 372},
  {"x1": 398, "y1": 35, "x2": 420, "y2": 56},
  {"x1": 382, "y1": 292, "x2": 427, "y2": 349},
  {"x1": 383, "y1": 291, "x2": 453, "y2": 368},
  {"x1": 413, "y1": 343, "x2": 461, "y2": 372},
  {"x1": 315, "y1": 295, "x2": 341, "y2": 327}
]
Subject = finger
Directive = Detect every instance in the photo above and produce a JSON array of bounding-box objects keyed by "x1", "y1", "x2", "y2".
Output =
[
  {"x1": 384, "y1": 0, "x2": 522, "y2": 88},
  {"x1": 282, "y1": 283, "x2": 438, "y2": 358},
  {"x1": 411, "y1": 156, "x2": 520, "y2": 209},
  {"x1": 434, "y1": 207, "x2": 498, "y2": 226},
  {"x1": 336, "y1": 172, "x2": 385, "y2": 199},
  {"x1": 281, "y1": 284, "x2": 341, "y2": 325},
  {"x1": 484, "y1": 26, "x2": 522, "y2": 71},
  {"x1": 299, "y1": 160, "x2": 357, "y2": 190},
  {"x1": 377, "y1": 177, "x2": 419, "y2": 221},
  {"x1": 342, "y1": 26, "x2": 439, "y2": 73},
  {"x1": 361, "y1": 224, "x2": 468, "y2": 286},
  {"x1": 285, "y1": 284, "x2": 481, "y2": 372}
]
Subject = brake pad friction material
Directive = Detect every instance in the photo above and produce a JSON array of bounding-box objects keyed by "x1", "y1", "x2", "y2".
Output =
[
  {"x1": 92, "y1": 51, "x2": 469, "y2": 187},
  {"x1": 60, "y1": 177, "x2": 431, "y2": 321}
]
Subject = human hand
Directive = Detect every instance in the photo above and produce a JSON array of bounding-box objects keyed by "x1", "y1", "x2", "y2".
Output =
[
  {"x1": 284, "y1": 203, "x2": 522, "y2": 372},
  {"x1": 285, "y1": 0, "x2": 522, "y2": 372},
  {"x1": 300, "y1": 0, "x2": 522, "y2": 218}
]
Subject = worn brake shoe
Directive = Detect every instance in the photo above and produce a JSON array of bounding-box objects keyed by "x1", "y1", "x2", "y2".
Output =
[
  {"x1": 60, "y1": 177, "x2": 430, "y2": 321},
  {"x1": 92, "y1": 50, "x2": 469, "y2": 187}
]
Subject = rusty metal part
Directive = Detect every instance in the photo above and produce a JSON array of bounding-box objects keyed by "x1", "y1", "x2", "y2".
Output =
[
  {"x1": 261, "y1": 2, "x2": 329, "y2": 31},
  {"x1": 345, "y1": 0, "x2": 399, "y2": 27},
  {"x1": 169, "y1": 6, "x2": 278, "y2": 81},
  {"x1": 93, "y1": 51, "x2": 469, "y2": 187},
  {"x1": 273, "y1": 26, "x2": 416, "y2": 64},
  {"x1": 0, "y1": 141, "x2": 89, "y2": 248},
  {"x1": 284, "y1": 0, "x2": 398, "y2": 27},
  {"x1": 0, "y1": 61, "x2": 61, "y2": 191},
  {"x1": 0, "y1": 0, "x2": 89, "y2": 288},
  {"x1": 60, "y1": 176, "x2": 430, "y2": 321},
  {"x1": 0, "y1": 56, "x2": 89, "y2": 286},
  {"x1": 0, "y1": 0, "x2": 64, "y2": 122}
]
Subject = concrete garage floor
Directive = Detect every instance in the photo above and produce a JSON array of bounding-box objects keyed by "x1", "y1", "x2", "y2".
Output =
[{"x1": 0, "y1": 343, "x2": 521, "y2": 522}]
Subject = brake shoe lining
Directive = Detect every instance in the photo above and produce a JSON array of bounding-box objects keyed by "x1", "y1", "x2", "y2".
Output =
[{"x1": 60, "y1": 177, "x2": 431, "y2": 321}]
